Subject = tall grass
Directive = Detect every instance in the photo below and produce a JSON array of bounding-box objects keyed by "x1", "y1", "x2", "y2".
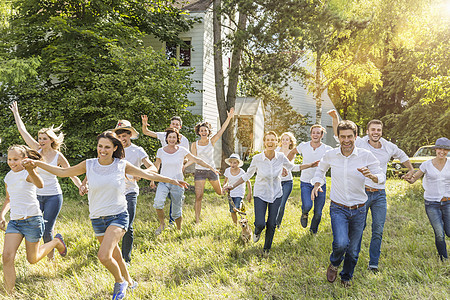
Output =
[{"x1": 0, "y1": 178, "x2": 449, "y2": 299}]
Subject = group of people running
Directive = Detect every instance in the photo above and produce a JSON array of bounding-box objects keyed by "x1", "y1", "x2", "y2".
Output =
[{"x1": 1, "y1": 102, "x2": 449, "y2": 298}]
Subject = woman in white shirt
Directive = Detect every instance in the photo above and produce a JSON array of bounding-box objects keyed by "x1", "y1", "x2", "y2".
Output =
[
  {"x1": 10, "y1": 101, "x2": 82, "y2": 259},
  {"x1": 153, "y1": 128, "x2": 217, "y2": 235},
  {"x1": 225, "y1": 131, "x2": 294, "y2": 256},
  {"x1": 23, "y1": 131, "x2": 188, "y2": 300},
  {"x1": 189, "y1": 108, "x2": 235, "y2": 224},
  {"x1": 405, "y1": 137, "x2": 450, "y2": 260}
]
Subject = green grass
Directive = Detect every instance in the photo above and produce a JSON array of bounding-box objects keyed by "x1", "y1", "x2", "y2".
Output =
[{"x1": 1, "y1": 178, "x2": 449, "y2": 299}]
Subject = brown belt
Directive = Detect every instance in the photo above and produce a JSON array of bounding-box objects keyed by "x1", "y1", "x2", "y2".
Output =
[
  {"x1": 442, "y1": 197, "x2": 450, "y2": 202},
  {"x1": 331, "y1": 200, "x2": 365, "y2": 210},
  {"x1": 365, "y1": 186, "x2": 381, "y2": 192}
]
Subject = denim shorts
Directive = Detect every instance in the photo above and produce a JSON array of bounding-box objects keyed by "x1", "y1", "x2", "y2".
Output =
[
  {"x1": 194, "y1": 169, "x2": 219, "y2": 181},
  {"x1": 6, "y1": 215, "x2": 44, "y2": 243},
  {"x1": 90, "y1": 211, "x2": 129, "y2": 237},
  {"x1": 229, "y1": 197, "x2": 243, "y2": 213}
]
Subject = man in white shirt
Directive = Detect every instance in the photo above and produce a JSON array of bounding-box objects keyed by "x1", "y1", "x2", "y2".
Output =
[
  {"x1": 311, "y1": 120, "x2": 385, "y2": 287},
  {"x1": 287, "y1": 125, "x2": 332, "y2": 233},
  {"x1": 141, "y1": 115, "x2": 190, "y2": 224},
  {"x1": 328, "y1": 110, "x2": 414, "y2": 273},
  {"x1": 112, "y1": 120, "x2": 157, "y2": 264}
]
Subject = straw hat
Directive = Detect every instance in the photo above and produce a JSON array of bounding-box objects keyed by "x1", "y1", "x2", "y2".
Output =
[
  {"x1": 110, "y1": 120, "x2": 139, "y2": 140},
  {"x1": 225, "y1": 153, "x2": 244, "y2": 167}
]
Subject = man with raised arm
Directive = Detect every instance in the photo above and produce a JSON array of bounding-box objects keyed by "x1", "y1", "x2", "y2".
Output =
[
  {"x1": 311, "y1": 120, "x2": 385, "y2": 287},
  {"x1": 328, "y1": 110, "x2": 414, "y2": 273}
]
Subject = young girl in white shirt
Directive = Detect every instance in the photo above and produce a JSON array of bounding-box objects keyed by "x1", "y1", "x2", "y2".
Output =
[
  {"x1": 1, "y1": 145, "x2": 67, "y2": 294},
  {"x1": 223, "y1": 154, "x2": 252, "y2": 225},
  {"x1": 405, "y1": 137, "x2": 450, "y2": 260},
  {"x1": 23, "y1": 131, "x2": 189, "y2": 300}
]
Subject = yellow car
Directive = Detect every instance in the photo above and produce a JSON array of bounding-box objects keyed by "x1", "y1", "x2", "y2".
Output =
[{"x1": 390, "y1": 145, "x2": 450, "y2": 175}]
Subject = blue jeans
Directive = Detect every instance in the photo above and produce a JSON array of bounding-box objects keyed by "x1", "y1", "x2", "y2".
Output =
[
  {"x1": 254, "y1": 197, "x2": 282, "y2": 251},
  {"x1": 329, "y1": 201, "x2": 366, "y2": 281},
  {"x1": 122, "y1": 192, "x2": 137, "y2": 263},
  {"x1": 154, "y1": 182, "x2": 185, "y2": 219},
  {"x1": 276, "y1": 180, "x2": 293, "y2": 226},
  {"x1": 301, "y1": 181, "x2": 326, "y2": 233},
  {"x1": 424, "y1": 200, "x2": 450, "y2": 260},
  {"x1": 361, "y1": 189, "x2": 386, "y2": 268},
  {"x1": 37, "y1": 194, "x2": 63, "y2": 243}
]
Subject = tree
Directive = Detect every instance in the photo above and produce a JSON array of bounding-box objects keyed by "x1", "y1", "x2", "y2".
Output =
[{"x1": 0, "y1": 0, "x2": 199, "y2": 161}]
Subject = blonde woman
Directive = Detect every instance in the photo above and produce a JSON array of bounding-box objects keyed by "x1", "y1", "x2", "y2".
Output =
[{"x1": 10, "y1": 101, "x2": 81, "y2": 259}]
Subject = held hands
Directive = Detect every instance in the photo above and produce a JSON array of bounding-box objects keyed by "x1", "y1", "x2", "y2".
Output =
[
  {"x1": 79, "y1": 184, "x2": 88, "y2": 196},
  {"x1": 173, "y1": 179, "x2": 189, "y2": 189},
  {"x1": 282, "y1": 168, "x2": 288, "y2": 177},
  {"x1": 310, "y1": 160, "x2": 320, "y2": 168},
  {"x1": 150, "y1": 181, "x2": 156, "y2": 189},
  {"x1": 22, "y1": 158, "x2": 37, "y2": 169},
  {"x1": 401, "y1": 170, "x2": 415, "y2": 183}
]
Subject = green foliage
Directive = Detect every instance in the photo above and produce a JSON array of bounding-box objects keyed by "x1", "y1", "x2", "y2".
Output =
[{"x1": 0, "y1": 0, "x2": 200, "y2": 161}]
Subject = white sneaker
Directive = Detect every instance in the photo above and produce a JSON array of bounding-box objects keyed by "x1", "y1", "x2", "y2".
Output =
[{"x1": 253, "y1": 233, "x2": 260, "y2": 243}]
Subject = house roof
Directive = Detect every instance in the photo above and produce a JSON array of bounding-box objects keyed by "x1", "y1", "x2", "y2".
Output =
[
  {"x1": 235, "y1": 97, "x2": 263, "y2": 116},
  {"x1": 175, "y1": 0, "x2": 213, "y2": 12}
]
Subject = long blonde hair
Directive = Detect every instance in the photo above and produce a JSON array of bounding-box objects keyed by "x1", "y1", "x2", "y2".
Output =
[
  {"x1": 8, "y1": 145, "x2": 42, "y2": 160},
  {"x1": 279, "y1": 132, "x2": 297, "y2": 150},
  {"x1": 38, "y1": 125, "x2": 64, "y2": 151}
]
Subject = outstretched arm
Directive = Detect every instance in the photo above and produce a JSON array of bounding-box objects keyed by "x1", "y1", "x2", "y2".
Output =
[
  {"x1": 58, "y1": 154, "x2": 82, "y2": 188},
  {"x1": 23, "y1": 159, "x2": 87, "y2": 178},
  {"x1": 185, "y1": 153, "x2": 218, "y2": 174},
  {"x1": 0, "y1": 187, "x2": 11, "y2": 231},
  {"x1": 9, "y1": 101, "x2": 40, "y2": 150},
  {"x1": 125, "y1": 161, "x2": 188, "y2": 188},
  {"x1": 327, "y1": 109, "x2": 339, "y2": 138},
  {"x1": 141, "y1": 115, "x2": 158, "y2": 138},
  {"x1": 211, "y1": 107, "x2": 235, "y2": 145}
]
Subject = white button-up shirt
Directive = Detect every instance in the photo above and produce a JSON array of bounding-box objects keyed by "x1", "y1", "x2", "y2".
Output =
[
  {"x1": 355, "y1": 136, "x2": 409, "y2": 189},
  {"x1": 419, "y1": 159, "x2": 450, "y2": 202},
  {"x1": 311, "y1": 147, "x2": 385, "y2": 206},
  {"x1": 242, "y1": 151, "x2": 294, "y2": 203}
]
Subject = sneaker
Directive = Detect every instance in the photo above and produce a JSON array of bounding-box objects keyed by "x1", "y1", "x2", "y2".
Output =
[
  {"x1": 112, "y1": 281, "x2": 128, "y2": 300},
  {"x1": 128, "y1": 280, "x2": 138, "y2": 291},
  {"x1": 300, "y1": 213, "x2": 308, "y2": 228},
  {"x1": 253, "y1": 232, "x2": 260, "y2": 243},
  {"x1": 54, "y1": 233, "x2": 67, "y2": 257},
  {"x1": 367, "y1": 266, "x2": 379, "y2": 274},
  {"x1": 262, "y1": 249, "x2": 270, "y2": 258}
]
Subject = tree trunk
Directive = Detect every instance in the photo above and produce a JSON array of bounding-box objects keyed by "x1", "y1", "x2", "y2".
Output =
[
  {"x1": 220, "y1": 11, "x2": 247, "y2": 170},
  {"x1": 314, "y1": 54, "x2": 323, "y2": 124}
]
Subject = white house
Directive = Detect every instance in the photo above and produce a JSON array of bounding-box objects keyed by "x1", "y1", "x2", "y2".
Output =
[{"x1": 145, "y1": 0, "x2": 339, "y2": 165}]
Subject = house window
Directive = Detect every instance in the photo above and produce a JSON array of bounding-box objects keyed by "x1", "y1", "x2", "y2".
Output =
[{"x1": 165, "y1": 40, "x2": 191, "y2": 67}]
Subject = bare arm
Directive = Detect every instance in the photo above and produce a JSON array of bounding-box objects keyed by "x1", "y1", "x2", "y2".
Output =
[
  {"x1": 327, "y1": 109, "x2": 339, "y2": 137},
  {"x1": 185, "y1": 153, "x2": 218, "y2": 173},
  {"x1": 402, "y1": 160, "x2": 415, "y2": 179},
  {"x1": 0, "y1": 187, "x2": 11, "y2": 230},
  {"x1": 142, "y1": 157, "x2": 158, "y2": 172},
  {"x1": 287, "y1": 148, "x2": 299, "y2": 161},
  {"x1": 24, "y1": 159, "x2": 87, "y2": 177},
  {"x1": 211, "y1": 107, "x2": 235, "y2": 145},
  {"x1": 9, "y1": 101, "x2": 40, "y2": 150},
  {"x1": 25, "y1": 165, "x2": 44, "y2": 188},
  {"x1": 183, "y1": 142, "x2": 197, "y2": 170},
  {"x1": 300, "y1": 160, "x2": 320, "y2": 170},
  {"x1": 246, "y1": 180, "x2": 252, "y2": 201},
  {"x1": 141, "y1": 115, "x2": 158, "y2": 138},
  {"x1": 58, "y1": 154, "x2": 82, "y2": 188},
  {"x1": 124, "y1": 161, "x2": 188, "y2": 188}
]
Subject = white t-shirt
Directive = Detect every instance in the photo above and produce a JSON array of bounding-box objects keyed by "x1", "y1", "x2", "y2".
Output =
[
  {"x1": 419, "y1": 159, "x2": 450, "y2": 202},
  {"x1": 355, "y1": 136, "x2": 409, "y2": 189},
  {"x1": 156, "y1": 146, "x2": 190, "y2": 180},
  {"x1": 124, "y1": 143, "x2": 148, "y2": 195},
  {"x1": 37, "y1": 151, "x2": 62, "y2": 196},
  {"x1": 157, "y1": 132, "x2": 190, "y2": 150},
  {"x1": 4, "y1": 169, "x2": 42, "y2": 220},
  {"x1": 224, "y1": 167, "x2": 246, "y2": 198},
  {"x1": 296, "y1": 142, "x2": 333, "y2": 182},
  {"x1": 86, "y1": 158, "x2": 127, "y2": 219},
  {"x1": 195, "y1": 140, "x2": 215, "y2": 170}
]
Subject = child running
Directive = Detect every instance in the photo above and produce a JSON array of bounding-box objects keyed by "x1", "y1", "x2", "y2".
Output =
[
  {"x1": 223, "y1": 154, "x2": 252, "y2": 225},
  {"x1": 0, "y1": 145, "x2": 67, "y2": 294}
]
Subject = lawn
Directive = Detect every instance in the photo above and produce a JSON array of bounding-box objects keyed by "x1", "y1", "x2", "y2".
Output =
[{"x1": 0, "y1": 178, "x2": 449, "y2": 299}]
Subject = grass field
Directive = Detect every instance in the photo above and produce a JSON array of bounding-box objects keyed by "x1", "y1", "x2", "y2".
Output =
[{"x1": 0, "y1": 178, "x2": 449, "y2": 299}]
